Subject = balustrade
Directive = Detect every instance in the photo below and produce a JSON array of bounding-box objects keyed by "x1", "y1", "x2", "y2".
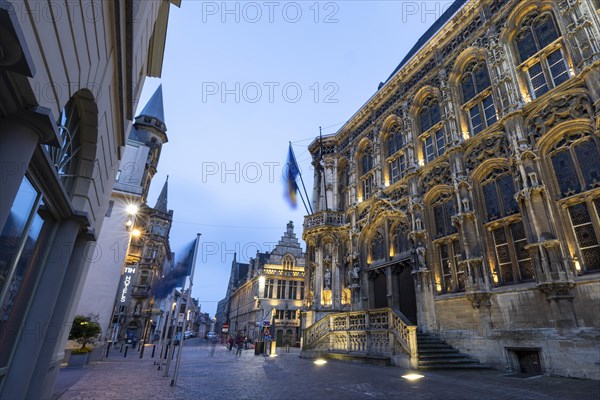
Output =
[{"x1": 302, "y1": 308, "x2": 418, "y2": 362}]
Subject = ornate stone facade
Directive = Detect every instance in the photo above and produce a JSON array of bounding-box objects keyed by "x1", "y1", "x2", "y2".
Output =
[{"x1": 303, "y1": 0, "x2": 600, "y2": 379}]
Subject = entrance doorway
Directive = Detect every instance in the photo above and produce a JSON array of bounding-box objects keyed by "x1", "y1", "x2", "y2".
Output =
[
  {"x1": 373, "y1": 272, "x2": 387, "y2": 308},
  {"x1": 396, "y1": 263, "x2": 417, "y2": 324}
]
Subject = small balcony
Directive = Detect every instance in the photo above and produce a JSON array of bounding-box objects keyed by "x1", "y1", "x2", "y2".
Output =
[{"x1": 304, "y1": 211, "x2": 345, "y2": 230}]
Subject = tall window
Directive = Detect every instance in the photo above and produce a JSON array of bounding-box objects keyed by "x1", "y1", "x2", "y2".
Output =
[
  {"x1": 431, "y1": 193, "x2": 462, "y2": 293},
  {"x1": 360, "y1": 146, "x2": 375, "y2": 200},
  {"x1": 387, "y1": 125, "x2": 404, "y2": 157},
  {"x1": 461, "y1": 61, "x2": 496, "y2": 134},
  {"x1": 299, "y1": 281, "x2": 305, "y2": 299},
  {"x1": 393, "y1": 223, "x2": 411, "y2": 257},
  {"x1": 491, "y1": 222, "x2": 534, "y2": 285},
  {"x1": 387, "y1": 125, "x2": 407, "y2": 184},
  {"x1": 481, "y1": 169, "x2": 519, "y2": 222},
  {"x1": 515, "y1": 13, "x2": 570, "y2": 99},
  {"x1": 419, "y1": 97, "x2": 445, "y2": 163},
  {"x1": 265, "y1": 279, "x2": 274, "y2": 298},
  {"x1": 549, "y1": 133, "x2": 600, "y2": 273},
  {"x1": 439, "y1": 240, "x2": 463, "y2": 293},
  {"x1": 432, "y1": 193, "x2": 457, "y2": 239},
  {"x1": 289, "y1": 281, "x2": 298, "y2": 299},
  {"x1": 370, "y1": 230, "x2": 386, "y2": 263},
  {"x1": 276, "y1": 280, "x2": 286, "y2": 299}
]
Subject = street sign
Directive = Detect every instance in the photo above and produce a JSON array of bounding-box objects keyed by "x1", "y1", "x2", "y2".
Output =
[{"x1": 262, "y1": 321, "x2": 271, "y2": 327}]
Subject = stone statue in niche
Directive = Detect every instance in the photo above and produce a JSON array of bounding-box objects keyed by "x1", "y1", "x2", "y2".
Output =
[
  {"x1": 416, "y1": 247, "x2": 427, "y2": 270},
  {"x1": 324, "y1": 268, "x2": 332, "y2": 289},
  {"x1": 462, "y1": 197, "x2": 470, "y2": 212}
]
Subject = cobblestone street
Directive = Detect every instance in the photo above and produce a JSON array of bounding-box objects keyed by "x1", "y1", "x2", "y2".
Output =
[{"x1": 53, "y1": 340, "x2": 600, "y2": 400}]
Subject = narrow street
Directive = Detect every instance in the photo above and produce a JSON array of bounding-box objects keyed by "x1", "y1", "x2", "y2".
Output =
[{"x1": 54, "y1": 340, "x2": 600, "y2": 400}]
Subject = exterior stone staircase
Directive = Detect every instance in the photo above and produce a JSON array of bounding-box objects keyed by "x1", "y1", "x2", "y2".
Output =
[
  {"x1": 417, "y1": 331, "x2": 487, "y2": 369},
  {"x1": 301, "y1": 308, "x2": 488, "y2": 370}
]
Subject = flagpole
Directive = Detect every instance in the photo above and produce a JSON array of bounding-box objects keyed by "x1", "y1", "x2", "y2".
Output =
[
  {"x1": 319, "y1": 127, "x2": 328, "y2": 211},
  {"x1": 295, "y1": 180, "x2": 310, "y2": 215},
  {"x1": 289, "y1": 141, "x2": 313, "y2": 214},
  {"x1": 171, "y1": 233, "x2": 201, "y2": 386}
]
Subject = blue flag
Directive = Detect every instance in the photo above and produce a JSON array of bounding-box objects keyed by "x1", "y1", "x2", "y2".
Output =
[{"x1": 284, "y1": 144, "x2": 300, "y2": 208}]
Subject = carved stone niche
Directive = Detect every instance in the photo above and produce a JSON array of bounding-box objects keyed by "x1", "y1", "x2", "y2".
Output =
[
  {"x1": 537, "y1": 281, "x2": 575, "y2": 302},
  {"x1": 466, "y1": 291, "x2": 492, "y2": 309}
]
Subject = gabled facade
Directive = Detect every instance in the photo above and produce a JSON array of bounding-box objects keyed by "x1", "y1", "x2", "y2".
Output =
[
  {"x1": 226, "y1": 222, "x2": 306, "y2": 346},
  {"x1": 302, "y1": 0, "x2": 600, "y2": 379}
]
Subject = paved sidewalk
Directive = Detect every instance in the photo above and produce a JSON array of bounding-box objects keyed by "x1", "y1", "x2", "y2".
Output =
[{"x1": 54, "y1": 342, "x2": 600, "y2": 400}]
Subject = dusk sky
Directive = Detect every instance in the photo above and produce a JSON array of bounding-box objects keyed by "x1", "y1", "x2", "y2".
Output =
[{"x1": 136, "y1": 1, "x2": 453, "y2": 317}]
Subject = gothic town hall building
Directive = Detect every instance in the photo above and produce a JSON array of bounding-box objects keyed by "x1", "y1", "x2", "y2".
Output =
[{"x1": 301, "y1": 0, "x2": 600, "y2": 379}]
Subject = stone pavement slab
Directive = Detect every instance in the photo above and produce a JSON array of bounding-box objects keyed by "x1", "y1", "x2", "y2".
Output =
[{"x1": 55, "y1": 342, "x2": 600, "y2": 400}]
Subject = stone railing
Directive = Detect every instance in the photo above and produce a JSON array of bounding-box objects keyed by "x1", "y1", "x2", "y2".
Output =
[
  {"x1": 302, "y1": 308, "x2": 418, "y2": 364},
  {"x1": 304, "y1": 211, "x2": 345, "y2": 229}
]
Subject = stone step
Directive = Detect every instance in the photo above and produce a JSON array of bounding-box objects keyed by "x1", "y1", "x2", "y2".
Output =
[
  {"x1": 324, "y1": 352, "x2": 392, "y2": 366},
  {"x1": 417, "y1": 343, "x2": 455, "y2": 349},
  {"x1": 419, "y1": 357, "x2": 481, "y2": 366},
  {"x1": 418, "y1": 363, "x2": 490, "y2": 370},
  {"x1": 418, "y1": 352, "x2": 467, "y2": 360},
  {"x1": 418, "y1": 348, "x2": 460, "y2": 355}
]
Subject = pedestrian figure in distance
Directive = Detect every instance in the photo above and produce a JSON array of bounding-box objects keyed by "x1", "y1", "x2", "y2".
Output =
[
  {"x1": 228, "y1": 336, "x2": 234, "y2": 351},
  {"x1": 235, "y1": 333, "x2": 244, "y2": 357}
]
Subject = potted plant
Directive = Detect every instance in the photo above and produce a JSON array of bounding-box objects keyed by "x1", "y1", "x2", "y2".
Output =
[{"x1": 67, "y1": 314, "x2": 101, "y2": 367}]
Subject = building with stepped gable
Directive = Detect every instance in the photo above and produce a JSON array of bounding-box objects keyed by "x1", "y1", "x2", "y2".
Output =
[
  {"x1": 223, "y1": 222, "x2": 306, "y2": 346},
  {"x1": 301, "y1": 0, "x2": 600, "y2": 379}
]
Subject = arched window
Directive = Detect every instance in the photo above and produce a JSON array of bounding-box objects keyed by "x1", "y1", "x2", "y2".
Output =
[
  {"x1": 419, "y1": 97, "x2": 445, "y2": 163},
  {"x1": 360, "y1": 146, "x2": 375, "y2": 200},
  {"x1": 387, "y1": 125, "x2": 404, "y2": 157},
  {"x1": 430, "y1": 193, "x2": 463, "y2": 293},
  {"x1": 393, "y1": 223, "x2": 411, "y2": 258},
  {"x1": 549, "y1": 133, "x2": 600, "y2": 273},
  {"x1": 515, "y1": 13, "x2": 569, "y2": 99},
  {"x1": 370, "y1": 230, "x2": 386, "y2": 263},
  {"x1": 461, "y1": 60, "x2": 496, "y2": 134},
  {"x1": 283, "y1": 255, "x2": 294, "y2": 269},
  {"x1": 49, "y1": 103, "x2": 82, "y2": 195},
  {"x1": 386, "y1": 125, "x2": 407, "y2": 184}
]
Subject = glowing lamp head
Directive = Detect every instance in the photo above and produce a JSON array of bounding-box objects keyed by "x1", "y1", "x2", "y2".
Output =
[
  {"x1": 131, "y1": 228, "x2": 141, "y2": 237},
  {"x1": 126, "y1": 204, "x2": 139, "y2": 215}
]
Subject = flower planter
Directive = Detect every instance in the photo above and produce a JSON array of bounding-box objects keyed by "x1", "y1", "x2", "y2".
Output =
[{"x1": 68, "y1": 352, "x2": 90, "y2": 367}]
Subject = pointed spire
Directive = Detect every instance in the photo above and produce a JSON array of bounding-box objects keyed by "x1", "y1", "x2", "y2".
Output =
[
  {"x1": 154, "y1": 175, "x2": 168, "y2": 212},
  {"x1": 138, "y1": 84, "x2": 165, "y2": 124}
]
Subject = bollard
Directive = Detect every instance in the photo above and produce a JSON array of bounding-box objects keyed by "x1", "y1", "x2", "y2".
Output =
[
  {"x1": 124, "y1": 345, "x2": 128, "y2": 358},
  {"x1": 120, "y1": 342, "x2": 124, "y2": 353},
  {"x1": 105, "y1": 342, "x2": 111, "y2": 358},
  {"x1": 151, "y1": 344, "x2": 156, "y2": 358}
]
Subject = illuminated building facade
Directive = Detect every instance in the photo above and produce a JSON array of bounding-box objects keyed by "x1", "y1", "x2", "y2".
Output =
[
  {"x1": 302, "y1": 0, "x2": 600, "y2": 379},
  {"x1": 226, "y1": 222, "x2": 306, "y2": 346}
]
